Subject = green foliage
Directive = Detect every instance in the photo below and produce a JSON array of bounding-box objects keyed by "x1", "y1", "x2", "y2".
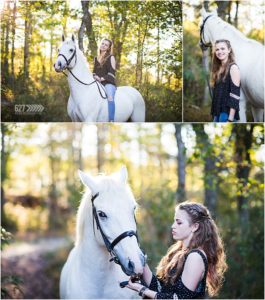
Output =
[{"x1": 1, "y1": 275, "x2": 24, "y2": 299}]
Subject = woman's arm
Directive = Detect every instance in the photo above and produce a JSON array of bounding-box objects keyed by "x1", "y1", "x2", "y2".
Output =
[{"x1": 228, "y1": 64, "x2": 240, "y2": 121}]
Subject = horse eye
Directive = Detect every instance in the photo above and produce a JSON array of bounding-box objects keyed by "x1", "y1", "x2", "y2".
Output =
[
  {"x1": 98, "y1": 211, "x2": 107, "y2": 218},
  {"x1": 69, "y1": 49, "x2": 74, "y2": 52}
]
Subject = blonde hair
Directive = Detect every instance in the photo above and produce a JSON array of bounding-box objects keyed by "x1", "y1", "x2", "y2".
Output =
[
  {"x1": 97, "y1": 38, "x2": 113, "y2": 66},
  {"x1": 211, "y1": 39, "x2": 235, "y2": 85},
  {"x1": 156, "y1": 202, "x2": 227, "y2": 297}
]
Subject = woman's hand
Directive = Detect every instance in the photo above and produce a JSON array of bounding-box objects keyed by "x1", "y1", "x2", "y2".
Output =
[
  {"x1": 125, "y1": 277, "x2": 143, "y2": 292},
  {"x1": 93, "y1": 75, "x2": 101, "y2": 82}
]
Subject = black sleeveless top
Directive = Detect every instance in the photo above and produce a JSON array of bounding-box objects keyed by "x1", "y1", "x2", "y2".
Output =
[
  {"x1": 92, "y1": 55, "x2": 116, "y2": 86},
  {"x1": 148, "y1": 249, "x2": 208, "y2": 299},
  {"x1": 211, "y1": 63, "x2": 240, "y2": 120}
]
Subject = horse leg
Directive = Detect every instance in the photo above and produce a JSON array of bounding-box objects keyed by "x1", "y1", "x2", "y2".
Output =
[
  {"x1": 239, "y1": 89, "x2": 247, "y2": 122},
  {"x1": 251, "y1": 106, "x2": 264, "y2": 122}
]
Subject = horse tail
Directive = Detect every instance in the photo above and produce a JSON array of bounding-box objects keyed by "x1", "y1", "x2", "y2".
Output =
[{"x1": 130, "y1": 88, "x2": 146, "y2": 122}]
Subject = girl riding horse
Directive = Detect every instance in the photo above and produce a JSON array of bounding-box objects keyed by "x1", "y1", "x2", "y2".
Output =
[{"x1": 93, "y1": 39, "x2": 116, "y2": 122}]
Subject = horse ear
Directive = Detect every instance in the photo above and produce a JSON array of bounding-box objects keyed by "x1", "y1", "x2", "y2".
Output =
[
  {"x1": 62, "y1": 34, "x2": 65, "y2": 42},
  {"x1": 118, "y1": 166, "x2": 128, "y2": 184},
  {"x1": 78, "y1": 170, "x2": 98, "y2": 194},
  {"x1": 201, "y1": 7, "x2": 207, "y2": 18},
  {"x1": 72, "y1": 34, "x2": 75, "y2": 42}
]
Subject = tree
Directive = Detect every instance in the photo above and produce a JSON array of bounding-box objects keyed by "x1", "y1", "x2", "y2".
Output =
[
  {"x1": 175, "y1": 124, "x2": 186, "y2": 202},
  {"x1": 78, "y1": 1, "x2": 97, "y2": 58},
  {"x1": 233, "y1": 124, "x2": 254, "y2": 232}
]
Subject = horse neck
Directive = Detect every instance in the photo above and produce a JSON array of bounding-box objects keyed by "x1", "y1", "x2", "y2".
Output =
[
  {"x1": 209, "y1": 18, "x2": 247, "y2": 45},
  {"x1": 69, "y1": 49, "x2": 93, "y2": 82}
]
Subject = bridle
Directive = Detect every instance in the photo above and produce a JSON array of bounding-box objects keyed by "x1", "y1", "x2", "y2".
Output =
[
  {"x1": 200, "y1": 14, "x2": 213, "y2": 100},
  {"x1": 200, "y1": 15, "x2": 213, "y2": 50},
  {"x1": 57, "y1": 46, "x2": 107, "y2": 99},
  {"x1": 91, "y1": 192, "x2": 142, "y2": 276}
]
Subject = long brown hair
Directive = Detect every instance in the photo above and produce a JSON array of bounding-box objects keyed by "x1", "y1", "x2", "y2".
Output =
[
  {"x1": 97, "y1": 38, "x2": 113, "y2": 66},
  {"x1": 211, "y1": 39, "x2": 235, "y2": 85},
  {"x1": 156, "y1": 202, "x2": 227, "y2": 297}
]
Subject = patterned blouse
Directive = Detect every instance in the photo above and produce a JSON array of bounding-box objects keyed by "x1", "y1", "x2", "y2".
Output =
[{"x1": 148, "y1": 249, "x2": 208, "y2": 299}]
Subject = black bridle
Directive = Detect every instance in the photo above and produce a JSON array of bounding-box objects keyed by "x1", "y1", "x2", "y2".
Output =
[
  {"x1": 200, "y1": 14, "x2": 213, "y2": 100},
  {"x1": 57, "y1": 47, "x2": 107, "y2": 99},
  {"x1": 200, "y1": 15, "x2": 213, "y2": 50},
  {"x1": 91, "y1": 192, "x2": 141, "y2": 276}
]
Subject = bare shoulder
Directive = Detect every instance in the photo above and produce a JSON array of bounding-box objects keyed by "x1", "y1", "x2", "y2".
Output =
[
  {"x1": 185, "y1": 252, "x2": 205, "y2": 268},
  {"x1": 230, "y1": 64, "x2": 240, "y2": 85},
  {"x1": 110, "y1": 55, "x2": 116, "y2": 69}
]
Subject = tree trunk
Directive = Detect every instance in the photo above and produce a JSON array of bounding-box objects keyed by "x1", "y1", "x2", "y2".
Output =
[
  {"x1": 24, "y1": 4, "x2": 31, "y2": 83},
  {"x1": 11, "y1": 0, "x2": 17, "y2": 88},
  {"x1": 216, "y1": 1, "x2": 230, "y2": 21},
  {"x1": 1, "y1": 124, "x2": 7, "y2": 224},
  {"x1": 193, "y1": 125, "x2": 218, "y2": 216},
  {"x1": 234, "y1": 1, "x2": 239, "y2": 28},
  {"x1": 234, "y1": 124, "x2": 254, "y2": 232},
  {"x1": 175, "y1": 124, "x2": 186, "y2": 203},
  {"x1": 156, "y1": 19, "x2": 160, "y2": 85},
  {"x1": 202, "y1": 49, "x2": 211, "y2": 106},
  {"x1": 97, "y1": 124, "x2": 108, "y2": 173},
  {"x1": 3, "y1": 1, "x2": 11, "y2": 82},
  {"x1": 203, "y1": 1, "x2": 210, "y2": 11},
  {"x1": 78, "y1": 1, "x2": 97, "y2": 58}
]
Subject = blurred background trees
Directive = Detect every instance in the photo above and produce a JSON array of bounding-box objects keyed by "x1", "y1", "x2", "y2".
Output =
[
  {"x1": 1, "y1": 123, "x2": 264, "y2": 298},
  {"x1": 1, "y1": 0, "x2": 182, "y2": 122},
  {"x1": 183, "y1": 0, "x2": 264, "y2": 122}
]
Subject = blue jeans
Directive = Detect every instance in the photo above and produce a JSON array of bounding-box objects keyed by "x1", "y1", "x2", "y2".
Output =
[
  {"x1": 213, "y1": 112, "x2": 229, "y2": 122},
  {"x1": 105, "y1": 84, "x2": 116, "y2": 122}
]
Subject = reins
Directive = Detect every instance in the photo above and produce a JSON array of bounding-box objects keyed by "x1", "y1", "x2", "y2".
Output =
[{"x1": 57, "y1": 47, "x2": 108, "y2": 99}]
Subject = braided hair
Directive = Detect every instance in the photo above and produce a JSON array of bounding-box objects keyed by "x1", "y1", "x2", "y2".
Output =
[{"x1": 156, "y1": 202, "x2": 227, "y2": 296}]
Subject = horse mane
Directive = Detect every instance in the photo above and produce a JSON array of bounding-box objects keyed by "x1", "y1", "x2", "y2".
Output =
[
  {"x1": 75, "y1": 176, "x2": 137, "y2": 246},
  {"x1": 212, "y1": 14, "x2": 262, "y2": 46},
  {"x1": 76, "y1": 47, "x2": 91, "y2": 72}
]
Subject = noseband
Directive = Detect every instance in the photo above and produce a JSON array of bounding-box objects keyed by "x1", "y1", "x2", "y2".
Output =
[
  {"x1": 91, "y1": 192, "x2": 141, "y2": 275},
  {"x1": 200, "y1": 15, "x2": 213, "y2": 50},
  {"x1": 58, "y1": 47, "x2": 77, "y2": 68}
]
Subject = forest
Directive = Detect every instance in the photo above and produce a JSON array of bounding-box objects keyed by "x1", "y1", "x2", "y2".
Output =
[
  {"x1": 1, "y1": 123, "x2": 264, "y2": 299},
  {"x1": 183, "y1": 0, "x2": 264, "y2": 122},
  {"x1": 1, "y1": 0, "x2": 182, "y2": 122}
]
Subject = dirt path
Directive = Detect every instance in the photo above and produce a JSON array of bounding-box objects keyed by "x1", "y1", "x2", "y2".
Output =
[{"x1": 1, "y1": 237, "x2": 72, "y2": 299}]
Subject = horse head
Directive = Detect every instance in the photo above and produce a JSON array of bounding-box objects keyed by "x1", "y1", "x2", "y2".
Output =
[
  {"x1": 200, "y1": 8, "x2": 218, "y2": 48},
  {"x1": 54, "y1": 34, "x2": 77, "y2": 72},
  {"x1": 78, "y1": 166, "x2": 145, "y2": 277}
]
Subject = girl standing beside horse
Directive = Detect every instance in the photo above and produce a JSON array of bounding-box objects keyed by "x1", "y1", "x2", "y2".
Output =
[
  {"x1": 125, "y1": 202, "x2": 227, "y2": 299},
  {"x1": 211, "y1": 40, "x2": 241, "y2": 122},
  {"x1": 93, "y1": 38, "x2": 116, "y2": 122}
]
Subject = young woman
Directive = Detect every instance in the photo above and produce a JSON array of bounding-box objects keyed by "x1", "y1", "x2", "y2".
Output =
[
  {"x1": 125, "y1": 202, "x2": 227, "y2": 299},
  {"x1": 211, "y1": 39, "x2": 240, "y2": 122},
  {"x1": 93, "y1": 38, "x2": 116, "y2": 122}
]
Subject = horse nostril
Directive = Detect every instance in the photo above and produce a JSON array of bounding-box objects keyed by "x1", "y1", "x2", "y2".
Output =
[
  {"x1": 128, "y1": 259, "x2": 135, "y2": 273},
  {"x1": 58, "y1": 61, "x2": 61, "y2": 67}
]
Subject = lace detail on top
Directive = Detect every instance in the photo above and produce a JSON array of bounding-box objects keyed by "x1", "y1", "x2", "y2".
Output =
[{"x1": 148, "y1": 249, "x2": 208, "y2": 299}]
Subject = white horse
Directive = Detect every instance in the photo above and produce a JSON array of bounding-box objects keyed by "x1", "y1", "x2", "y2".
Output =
[
  {"x1": 200, "y1": 8, "x2": 264, "y2": 122},
  {"x1": 60, "y1": 166, "x2": 145, "y2": 299},
  {"x1": 54, "y1": 35, "x2": 145, "y2": 122}
]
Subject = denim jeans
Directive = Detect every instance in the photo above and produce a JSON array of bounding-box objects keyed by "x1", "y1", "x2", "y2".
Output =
[
  {"x1": 213, "y1": 112, "x2": 229, "y2": 122},
  {"x1": 105, "y1": 84, "x2": 116, "y2": 122}
]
